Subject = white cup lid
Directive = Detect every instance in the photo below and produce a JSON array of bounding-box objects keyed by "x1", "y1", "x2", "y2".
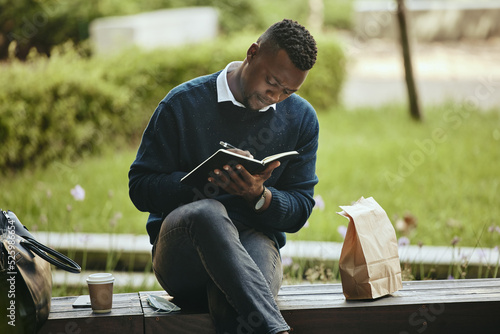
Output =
[{"x1": 86, "y1": 273, "x2": 115, "y2": 284}]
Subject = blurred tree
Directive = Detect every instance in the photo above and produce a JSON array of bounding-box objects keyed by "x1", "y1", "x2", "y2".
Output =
[
  {"x1": 396, "y1": 0, "x2": 422, "y2": 120},
  {"x1": 0, "y1": 0, "x2": 92, "y2": 60}
]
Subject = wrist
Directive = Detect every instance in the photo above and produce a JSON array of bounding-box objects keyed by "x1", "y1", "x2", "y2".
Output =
[
  {"x1": 253, "y1": 186, "x2": 268, "y2": 212},
  {"x1": 244, "y1": 185, "x2": 264, "y2": 203}
]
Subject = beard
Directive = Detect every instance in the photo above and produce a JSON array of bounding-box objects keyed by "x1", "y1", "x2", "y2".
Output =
[{"x1": 242, "y1": 93, "x2": 273, "y2": 111}]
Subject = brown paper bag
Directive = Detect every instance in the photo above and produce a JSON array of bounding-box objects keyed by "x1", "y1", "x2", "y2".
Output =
[{"x1": 338, "y1": 196, "x2": 402, "y2": 300}]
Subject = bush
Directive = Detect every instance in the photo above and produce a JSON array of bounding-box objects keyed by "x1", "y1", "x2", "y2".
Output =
[
  {"x1": 0, "y1": 51, "x2": 139, "y2": 172},
  {"x1": 299, "y1": 35, "x2": 346, "y2": 109},
  {"x1": 324, "y1": 0, "x2": 355, "y2": 31},
  {"x1": 0, "y1": 35, "x2": 345, "y2": 174}
]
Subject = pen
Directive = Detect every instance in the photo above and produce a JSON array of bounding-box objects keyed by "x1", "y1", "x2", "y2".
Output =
[{"x1": 219, "y1": 141, "x2": 239, "y2": 150}]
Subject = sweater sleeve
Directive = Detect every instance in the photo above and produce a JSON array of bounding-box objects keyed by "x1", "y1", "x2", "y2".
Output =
[
  {"x1": 128, "y1": 101, "x2": 195, "y2": 215},
  {"x1": 258, "y1": 113, "x2": 319, "y2": 233}
]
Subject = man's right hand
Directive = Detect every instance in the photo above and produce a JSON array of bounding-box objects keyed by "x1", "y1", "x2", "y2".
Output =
[{"x1": 226, "y1": 148, "x2": 254, "y2": 159}]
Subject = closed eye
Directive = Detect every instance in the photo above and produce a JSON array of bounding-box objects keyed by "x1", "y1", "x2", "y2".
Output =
[
  {"x1": 266, "y1": 75, "x2": 296, "y2": 96},
  {"x1": 266, "y1": 77, "x2": 278, "y2": 87}
]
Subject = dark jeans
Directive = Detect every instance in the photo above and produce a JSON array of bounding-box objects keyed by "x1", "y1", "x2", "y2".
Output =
[{"x1": 152, "y1": 199, "x2": 289, "y2": 334}]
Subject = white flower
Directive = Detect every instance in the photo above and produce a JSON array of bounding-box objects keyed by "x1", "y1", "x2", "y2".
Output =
[
  {"x1": 337, "y1": 225, "x2": 347, "y2": 239},
  {"x1": 70, "y1": 185, "x2": 85, "y2": 201},
  {"x1": 282, "y1": 256, "x2": 293, "y2": 267},
  {"x1": 313, "y1": 195, "x2": 325, "y2": 211},
  {"x1": 398, "y1": 236, "x2": 410, "y2": 247},
  {"x1": 451, "y1": 236, "x2": 460, "y2": 246}
]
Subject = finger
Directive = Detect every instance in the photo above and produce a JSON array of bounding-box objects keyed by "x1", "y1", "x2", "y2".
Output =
[
  {"x1": 227, "y1": 148, "x2": 254, "y2": 159},
  {"x1": 224, "y1": 165, "x2": 246, "y2": 186},
  {"x1": 267, "y1": 160, "x2": 281, "y2": 170},
  {"x1": 258, "y1": 161, "x2": 281, "y2": 178},
  {"x1": 232, "y1": 164, "x2": 252, "y2": 182},
  {"x1": 211, "y1": 166, "x2": 246, "y2": 192},
  {"x1": 208, "y1": 169, "x2": 231, "y2": 188}
]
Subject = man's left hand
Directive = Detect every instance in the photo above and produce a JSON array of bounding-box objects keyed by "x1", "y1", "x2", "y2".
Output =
[{"x1": 208, "y1": 161, "x2": 280, "y2": 205}]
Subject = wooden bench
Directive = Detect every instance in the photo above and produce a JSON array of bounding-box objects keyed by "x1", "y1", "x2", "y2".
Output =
[{"x1": 38, "y1": 278, "x2": 500, "y2": 334}]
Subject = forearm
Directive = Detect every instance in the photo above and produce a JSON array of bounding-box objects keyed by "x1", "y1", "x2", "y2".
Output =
[
  {"x1": 254, "y1": 184, "x2": 316, "y2": 233},
  {"x1": 128, "y1": 169, "x2": 192, "y2": 214}
]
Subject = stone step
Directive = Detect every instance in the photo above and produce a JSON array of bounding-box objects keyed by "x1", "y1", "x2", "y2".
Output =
[
  {"x1": 35, "y1": 232, "x2": 500, "y2": 267},
  {"x1": 52, "y1": 270, "x2": 160, "y2": 289}
]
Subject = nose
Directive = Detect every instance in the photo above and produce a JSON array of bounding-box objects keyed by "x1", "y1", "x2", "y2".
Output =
[{"x1": 266, "y1": 89, "x2": 281, "y2": 103}]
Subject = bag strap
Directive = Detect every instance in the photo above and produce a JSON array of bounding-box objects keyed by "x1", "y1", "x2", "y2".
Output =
[
  {"x1": 2, "y1": 210, "x2": 81, "y2": 274},
  {"x1": 21, "y1": 237, "x2": 82, "y2": 273}
]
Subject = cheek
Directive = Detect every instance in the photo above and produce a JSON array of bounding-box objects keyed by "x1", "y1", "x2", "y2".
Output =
[
  {"x1": 242, "y1": 70, "x2": 264, "y2": 92},
  {"x1": 244, "y1": 77, "x2": 261, "y2": 95}
]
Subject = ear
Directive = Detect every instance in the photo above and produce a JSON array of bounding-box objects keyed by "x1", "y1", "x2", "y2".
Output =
[{"x1": 246, "y1": 43, "x2": 259, "y2": 63}]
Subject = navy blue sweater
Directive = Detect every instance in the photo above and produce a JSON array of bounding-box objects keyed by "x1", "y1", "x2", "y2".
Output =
[{"x1": 129, "y1": 71, "x2": 319, "y2": 248}]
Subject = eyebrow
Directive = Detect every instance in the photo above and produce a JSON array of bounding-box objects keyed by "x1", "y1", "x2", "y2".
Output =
[{"x1": 272, "y1": 75, "x2": 298, "y2": 93}]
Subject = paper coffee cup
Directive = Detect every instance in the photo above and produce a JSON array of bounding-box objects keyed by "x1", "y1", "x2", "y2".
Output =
[{"x1": 86, "y1": 273, "x2": 115, "y2": 313}]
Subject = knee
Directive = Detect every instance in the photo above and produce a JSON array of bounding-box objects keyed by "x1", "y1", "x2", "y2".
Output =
[
  {"x1": 180, "y1": 200, "x2": 232, "y2": 232},
  {"x1": 184, "y1": 199, "x2": 226, "y2": 220}
]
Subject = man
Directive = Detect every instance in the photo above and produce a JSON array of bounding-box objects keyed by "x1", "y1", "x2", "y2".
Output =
[{"x1": 129, "y1": 19, "x2": 318, "y2": 334}]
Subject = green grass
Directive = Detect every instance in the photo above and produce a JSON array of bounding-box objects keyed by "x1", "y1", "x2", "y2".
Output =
[
  {"x1": 0, "y1": 146, "x2": 149, "y2": 235},
  {"x1": 1, "y1": 103, "x2": 499, "y2": 249}
]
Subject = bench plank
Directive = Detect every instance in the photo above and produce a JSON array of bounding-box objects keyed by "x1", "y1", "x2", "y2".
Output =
[
  {"x1": 277, "y1": 282, "x2": 500, "y2": 310},
  {"x1": 38, "y1": 293, "x2": 144, "y2": 334},
  {"x1": 279, "y1": 278, "x2": 500, "y2": 294},
  {"x1": 279, "y1": 279, "x2": 500, "y2": 333},
  {"x1": 282, "y1": 301, "x2": 500, "y2": 333}
]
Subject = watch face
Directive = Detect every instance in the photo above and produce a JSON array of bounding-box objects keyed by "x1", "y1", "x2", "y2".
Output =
[
  {"x1": 254, "y1": 187, "x2": 266, "y2": 210},
  {"x1": 255, "y1": 197, "x2": 265, "y2": 210}
]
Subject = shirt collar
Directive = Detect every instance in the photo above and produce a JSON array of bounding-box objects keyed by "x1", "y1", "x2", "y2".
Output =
[{"x1": 217, "y1": 61, "x2": 275, "y2": 112}]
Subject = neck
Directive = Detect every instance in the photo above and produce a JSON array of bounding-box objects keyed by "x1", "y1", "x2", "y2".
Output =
[{"x1": 227, "y1": 64, "x2": 244, "y2": 104}]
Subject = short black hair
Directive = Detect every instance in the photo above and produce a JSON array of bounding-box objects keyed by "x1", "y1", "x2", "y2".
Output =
[{"x1": 257, "y1": 19, "x2": 317, "y2": 71}]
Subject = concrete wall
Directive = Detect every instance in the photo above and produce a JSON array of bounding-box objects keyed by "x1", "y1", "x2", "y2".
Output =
[
  {"x1": 89, "y1": 7, "x2": 218, "y2": 55},
  {"x1": 354, "y1": 1, "x2": 500, "y2": 41}
]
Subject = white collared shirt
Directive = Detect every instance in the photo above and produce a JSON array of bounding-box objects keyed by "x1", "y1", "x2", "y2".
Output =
[{"x1": 216, "y1": 61, "x2": 276, "y2": 112}]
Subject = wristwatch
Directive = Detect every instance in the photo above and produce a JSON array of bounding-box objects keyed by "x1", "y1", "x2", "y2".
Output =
[{"x1": 254, "y1": 186, "x2": 267, "y2": 211}]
